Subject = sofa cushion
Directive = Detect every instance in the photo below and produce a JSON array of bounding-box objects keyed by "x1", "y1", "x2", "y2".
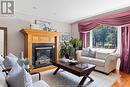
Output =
[
  {"x1": 81, "y1": 48, "x2": 90, "y2": 57},
  {"x1": 79, "y1": 56, "x2": 105, "y2": 67},
  {"x1": 33, "y1": 80, "x2": 50, "y2": 87},
  {"x1": 96, "y1": 49, "x2": 116, "y2": 53},
  {"x1": 90, "y1": 58, "x2": 105, "y2": 67},
  {"x1": 96, "y1": 52, "x2": 109, "y2": 60},
  {"x1": 0, "y1": 72, "x2": 8, "y2": 87},
  {"x1": 79, "y1": 56, "x2": 91, "y2": 63},
  {"x1": 6, "y1": 63, "x2": 33, "y2": 87}
]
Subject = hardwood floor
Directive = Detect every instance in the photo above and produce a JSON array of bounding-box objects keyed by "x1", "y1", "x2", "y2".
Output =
[{"x1": 112, "y1": 70, "x2": 130, "y2": 87}]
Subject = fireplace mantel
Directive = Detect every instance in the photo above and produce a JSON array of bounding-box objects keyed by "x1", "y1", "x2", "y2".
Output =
[{"x1": 20, "y1": 28, "x2": 62, "y2": 73}]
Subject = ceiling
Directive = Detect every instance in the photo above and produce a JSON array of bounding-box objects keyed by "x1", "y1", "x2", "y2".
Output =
[{"x1": 15, "y1": 0, "x2": 130, "y2": 23}]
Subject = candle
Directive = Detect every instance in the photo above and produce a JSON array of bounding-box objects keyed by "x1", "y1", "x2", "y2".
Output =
[{"x1": 20, "y1": 51, "x2": 24, "y2": 60}]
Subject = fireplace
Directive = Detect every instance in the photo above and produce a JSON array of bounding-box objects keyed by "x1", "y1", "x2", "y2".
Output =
[
  {"x1": 32, "y1": 43, "x2": 54, "y2": 69},
  {"x1": 21, "y1": 29, "x2": 61, "y2": 73}
]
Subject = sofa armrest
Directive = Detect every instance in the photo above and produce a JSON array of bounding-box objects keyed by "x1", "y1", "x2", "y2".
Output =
[
  {"x1": 76, "y1": 50, "x2": 82, "y2": 60},
  {"x1": 104, "y1": 54, "x2": 118, "y2": 72},
  {"x1": 105, "y1": 54, "x2": 117, "y2": 61}
]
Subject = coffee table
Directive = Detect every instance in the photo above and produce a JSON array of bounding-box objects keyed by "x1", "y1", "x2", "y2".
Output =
[{"x1": 53, "y1": 61, "x2": 96, "y2": 87}]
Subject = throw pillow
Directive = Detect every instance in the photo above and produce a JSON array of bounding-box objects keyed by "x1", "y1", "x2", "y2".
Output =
[
  {"x1": 3, "y1": 53, "x2": 18, "y2": 69},
  {"x1": 3, "y1": 56, "x2": 17, "y2": 69},
  {"x1": 6, "y1": 63, "x2": 33, "y2": 87},
  {"x1": 81, "y1": 48, "x2": 90, "y2": 57},
  {"x1": 7, "y1": 53, "x2": 26, "y2": 68},
  {"x1": 89, "y1": 49, "x2": 96, "y2": 58}
]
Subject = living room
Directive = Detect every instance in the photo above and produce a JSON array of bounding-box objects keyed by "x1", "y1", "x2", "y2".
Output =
[{"x1": 0, "y1": 0, "x2": 130, "y2": 87}]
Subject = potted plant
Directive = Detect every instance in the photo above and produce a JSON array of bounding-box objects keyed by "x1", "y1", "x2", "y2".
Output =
[
  {"x1": 60, "y1": 41, "x2": 72, "y2": 59},
  {"x1": 24, "y1": 58, "x2": 30, "y2": 69},
  {"x1": 69, "y1": 37, "x2": 81, "y2": 60}
]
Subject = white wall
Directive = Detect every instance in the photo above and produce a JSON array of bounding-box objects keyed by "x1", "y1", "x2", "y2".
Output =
[
  {"x1": 0, "y1": 15, "x2": 71, "y2": 57},
  {"x1": 71, "y1": 23, "x2": 79, "y2": 38}
]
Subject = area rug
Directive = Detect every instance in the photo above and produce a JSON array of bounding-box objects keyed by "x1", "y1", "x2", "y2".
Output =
[{"x1": 32, "y1": 69, "x2": 120, "y2": 87}]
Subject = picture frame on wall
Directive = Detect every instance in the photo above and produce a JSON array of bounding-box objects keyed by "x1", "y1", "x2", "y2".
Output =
[{"x1": 60, "y1": 33, "x2": 71, "y2": 42}]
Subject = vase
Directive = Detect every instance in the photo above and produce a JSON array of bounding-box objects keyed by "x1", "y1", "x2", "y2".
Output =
[{"x1": 25, "y1": 65, "x2": 30, "y2": 69}]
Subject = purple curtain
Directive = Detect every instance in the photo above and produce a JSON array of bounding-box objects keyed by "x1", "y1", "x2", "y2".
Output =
[
  {"x1": 80, "y1": 32, "x2": 88, "y2": 48},
  {"x1": 78, "y1": 10, "x2": 130, "y2": 32},
  {"x1": 120, "y1": 26, "x2": 130, "y2": 73}
]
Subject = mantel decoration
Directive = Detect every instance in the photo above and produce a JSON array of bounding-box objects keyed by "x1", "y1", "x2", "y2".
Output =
[{"x1": 30, "y1": 20, "x2": 57, "y2": 32}]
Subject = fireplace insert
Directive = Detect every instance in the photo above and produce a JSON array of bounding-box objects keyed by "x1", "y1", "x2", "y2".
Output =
[{"x1": 32, "y1": 43, "x2": 54, "y2": 69}]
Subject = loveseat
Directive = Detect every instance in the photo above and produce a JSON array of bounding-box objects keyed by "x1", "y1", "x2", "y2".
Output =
[{"x1": 76, "y1": 48, "x2": 118, "y2": 74}]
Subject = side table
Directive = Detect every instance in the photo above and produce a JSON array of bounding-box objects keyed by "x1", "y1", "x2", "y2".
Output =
[
  {"x1": 26, "y1": 68, "x2": 41, "y2": 80},
  {"x1": 30, "y1": 72, "x2": 41, "y2": 80},
  {"x1": 2, "y1": 68, "x2": 41, "y2": 80}
]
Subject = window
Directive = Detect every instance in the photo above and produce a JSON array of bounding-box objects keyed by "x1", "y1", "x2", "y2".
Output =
[{"x1": 90, "y1": 25, "x2": 118, "y2": 49}]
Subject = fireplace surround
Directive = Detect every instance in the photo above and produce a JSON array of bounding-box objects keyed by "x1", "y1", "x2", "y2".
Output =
[{"x1": 20, "y1": 29, "x2": 61, "y2": 73}]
